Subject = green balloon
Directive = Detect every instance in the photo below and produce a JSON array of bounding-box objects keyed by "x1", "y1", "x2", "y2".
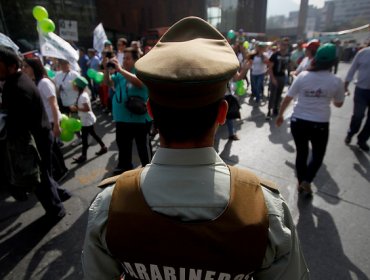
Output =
[
  {"x1": 71, "y1": 118, "x2": 82, "y2": 132},
  {"x1": 236, "y1": 80, "x2": 246, "y2": 96},
  {"x1": 66, "y1": 117, "x2": 82, "y2": 132},
  {"x1": 227, "y1": 30, "x2": 236, "y2": 40},
  {"x1": 61, "y1": 114, "x2": 68, "y2": 121},
  {"x1": 87, "y1": 68, "x2": 97, "y2": 79},
  {"x1": 39, "y1": 18, "x2": 55, "y2": 33},
  {"x1": 32, "y1": 6, "x2": 48, "y2": 22},
  {"x1": 46, "y1": 68, "x2": 55, "y2": 78},
  {"x1": 60, "y1": 129, "x2": 74, "y2": 142},
  {"x1": 94, "y1": 72, "x2": 104, "y2": 84},
  {"x1": 60, "y1": 115, "x2": 69, "y2": 130},
  {"x1": 243, "y1": 41, "x2": 250, "y2": 50},
  {"x1": 60, "y1": 114, "x2": 68, "y2": 128}
]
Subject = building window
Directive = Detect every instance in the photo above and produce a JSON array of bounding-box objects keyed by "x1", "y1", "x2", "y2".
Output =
[{"x1": 207, "y1": 6, "x2": 222, "y2": 28}]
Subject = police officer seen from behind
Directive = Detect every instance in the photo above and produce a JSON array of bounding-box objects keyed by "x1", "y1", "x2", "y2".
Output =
[{"x1": 82, "y1": 17, "x2": 309, "y2": 280}]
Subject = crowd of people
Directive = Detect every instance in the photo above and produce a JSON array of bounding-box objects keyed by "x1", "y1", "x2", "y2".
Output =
[{"x1": 0, "y1": 15, "x2": 369, "y2": 279}]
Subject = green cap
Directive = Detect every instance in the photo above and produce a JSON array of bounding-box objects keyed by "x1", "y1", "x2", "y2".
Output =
[
  {"x1": 104, "y1": 40, "x2": 112, "y2": 45},
  {"x1": 135, "y1": 16, "x2": 239, "y2": 108},
  {"x1": 73, "y1": 76, "x2": 88, "y2": 89},
  {"x1": 315, "y1": 43, "x2": 336, "y2": 64}
]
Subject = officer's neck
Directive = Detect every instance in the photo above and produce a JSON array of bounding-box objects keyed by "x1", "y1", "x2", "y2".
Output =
[{"x1": 159, "y1": 134, "x2": 215, "y2": 149}]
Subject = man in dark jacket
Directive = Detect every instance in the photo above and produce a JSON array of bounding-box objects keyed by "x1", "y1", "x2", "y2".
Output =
[{"x1": 0, "y1": 46, "x2": 70, "y2": 221}]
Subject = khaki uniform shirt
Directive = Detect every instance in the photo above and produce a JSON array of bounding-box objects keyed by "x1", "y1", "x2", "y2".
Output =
[{"x1": 82, "y1": 147, "x2": 309, "y2": 280}]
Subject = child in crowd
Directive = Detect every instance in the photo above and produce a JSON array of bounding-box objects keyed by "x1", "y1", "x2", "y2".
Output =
[{"x1": 70, "y1": 76, "x2": 107, "y2": 163}]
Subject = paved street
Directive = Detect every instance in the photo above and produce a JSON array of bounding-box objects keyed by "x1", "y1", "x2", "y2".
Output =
[{"x1": 0, "y1": 62, "x2": 369, "y2": 280}]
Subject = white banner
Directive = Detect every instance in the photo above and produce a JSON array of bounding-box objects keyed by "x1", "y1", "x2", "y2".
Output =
[
  {"x1": 93, "y1": 23, "x2": 107, "y2": 54},
  {"x1": 0, "y1": 32, "x2": 19, "y2": 53},
  {"x1": 39, "y1": 31, "x2": 80, "y2": 71}
]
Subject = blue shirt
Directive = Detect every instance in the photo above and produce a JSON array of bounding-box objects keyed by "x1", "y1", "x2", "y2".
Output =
[
  {"x1": 111, "y1": 71, "x2": 150, "y2": 123},
  {"x1": 78, "y1": 54, "x2": 89, "y2": 77},
  {"x1": 88, "y1": 56, "x2": 101, "y2": 71}
]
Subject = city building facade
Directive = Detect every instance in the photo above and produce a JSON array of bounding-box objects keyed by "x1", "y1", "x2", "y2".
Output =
[{"x1": 1, "y1": 0, "x2": 268, "y2": 52}]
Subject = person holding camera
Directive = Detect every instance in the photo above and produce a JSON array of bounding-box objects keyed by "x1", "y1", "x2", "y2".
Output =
[{"x1": 103, "y1": 47, "x2": 151, "y2": 175}]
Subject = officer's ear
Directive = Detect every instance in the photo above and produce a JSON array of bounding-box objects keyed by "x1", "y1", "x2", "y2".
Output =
[
  {"x1": 146, "y1": 100, "x2": 153, "y2": 119},
  {"x1": 216, "y1": 99, "x2": 228, "y2": 125}
]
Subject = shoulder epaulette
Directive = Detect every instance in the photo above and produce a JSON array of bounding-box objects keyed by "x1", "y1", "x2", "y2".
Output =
[
  {"x1": 260, "y1": 178, "x2": 280, "y2": 194},
  {"x1": 97, "y1": 175, "x2": 120, "y2": 189}
]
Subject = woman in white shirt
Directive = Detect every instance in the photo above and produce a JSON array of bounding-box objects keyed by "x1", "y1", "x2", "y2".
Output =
[
  {"x1": 276, "y1": 43, "x2": 345, "y2": 195},
  {"x1": 247, "y1": 42, "x2": 269, "y2": 104},
  {"x1": 22, "y1": 57, "x2": 69, "y2": 181}
]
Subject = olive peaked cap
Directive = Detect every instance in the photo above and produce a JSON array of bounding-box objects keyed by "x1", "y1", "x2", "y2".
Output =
[{"x1": 135, "y1": 16, "x2": 239, "y2": 108}]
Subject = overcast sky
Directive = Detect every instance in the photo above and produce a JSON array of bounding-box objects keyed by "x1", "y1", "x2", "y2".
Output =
[{"x1": 267, "y1": 0, "x2": 325, "y2": 16}]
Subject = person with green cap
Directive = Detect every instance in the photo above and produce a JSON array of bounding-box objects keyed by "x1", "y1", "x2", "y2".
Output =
[
  {"x1": 276, "y1": 43, "x2": 345, "y2": 194},
  {"x1": 82, "y1": 17, "x2": 309, "y2": 280},
  {"x1": 70, "y1": 76, "x2": 107, "y2": 163}
]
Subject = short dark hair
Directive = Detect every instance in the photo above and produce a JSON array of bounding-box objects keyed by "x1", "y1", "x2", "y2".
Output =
[
  {"x1": 148, "y1": 98, "x2": 222, "y2": 143},
  {"x1": 24, "y1": 57, "x2": 47, "y2": 85},
  {"x1": 118, "y1": 38, "x2": 128, "y2": 45},
  {"x1": 124, "y1": 47, "x2": 139, "y2": 61},
  {"x1": 0, "y1": 46, "x2": 21, "y2": 69},
  {"x1": 309, "y1": 59, "x2": 334, "y2": 71}
]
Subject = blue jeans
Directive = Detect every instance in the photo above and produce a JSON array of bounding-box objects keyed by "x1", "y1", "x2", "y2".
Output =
[
  {"x1": 348, "y1": 87, "x2": 370, "y2": 143},
  {"x1": 226, "y1": 119, "x2": 235, "y2": 136},
  {"x1": 251, "y1": 74, "x2": 265, "y2": 102}
]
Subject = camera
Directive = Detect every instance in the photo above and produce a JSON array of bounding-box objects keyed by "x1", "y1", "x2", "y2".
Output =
[
  {"x1": 107, "y1": 62, "x2": 115, "y2": 70},
  {"x1": 105, "y1": 51, "x2": 113, "y2": 59}
]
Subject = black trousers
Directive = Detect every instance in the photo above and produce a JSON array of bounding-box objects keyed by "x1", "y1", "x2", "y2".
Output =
[
  {"x1": 116, "y1": 122, "x2": 150, "y2": 171},
  {"x1": 290, "y1": 118, "x2": 329, "y2": 184},
  {"x1": 81, "y1": 125, "x2": 105, "y2": 157},
  {"x1": 268, "y1": 76, "x2": 286, "y2": 112},
  {"x1": 34, "y1": 129, "x2": 70, "y2": 216},
  {"x1": 50, "y1": 123, "x2": 68, "y2": 179}
]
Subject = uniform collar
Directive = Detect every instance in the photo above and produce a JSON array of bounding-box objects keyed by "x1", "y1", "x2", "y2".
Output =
[{"x1": 152, "y1": 147, "x2": 224, "y2": 166}]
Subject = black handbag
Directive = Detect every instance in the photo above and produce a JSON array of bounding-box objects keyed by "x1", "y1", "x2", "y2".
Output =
[
  {"x1": 225, "y1": 94, "x2": 241, "y2": 119},
  {"x1": 125, "y1": 83, "x2": 147, "y2": 115}
]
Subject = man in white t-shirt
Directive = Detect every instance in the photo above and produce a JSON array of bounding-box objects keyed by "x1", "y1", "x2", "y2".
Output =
[
  {"x1": 54, "y1": 59, "x2": 80, "y2": 114},
  {"x1": 55, "y1": 59, "x2": 82, "y2": 146}
]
